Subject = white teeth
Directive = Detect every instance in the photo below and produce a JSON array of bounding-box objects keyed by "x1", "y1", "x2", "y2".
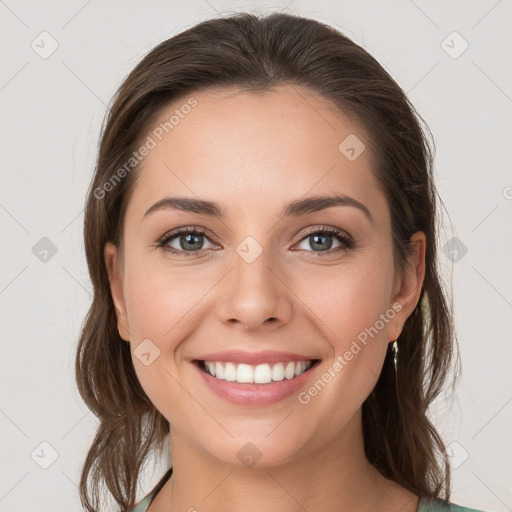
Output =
[
  {"x1": 271, "y1": 363, "x2": 285, "y2": 382},
  {"x1": 237, "y1": 363, "x2": 254, "y2": 383},
  {"x1": 284, "y1": 361, "x2": 296, "y2": 379},
  {"x1": 254, "y1": 363, "x2": 272, "y2": 383},
  {"x1": 224, "y1": 362, "x2": 237, "y2": 381},
  {"x1": 202, "y1": 360, "x2": 313, "y2": 384},
  {"x1": 215, "y1": 362, "x2": 224, "y2": 379}
]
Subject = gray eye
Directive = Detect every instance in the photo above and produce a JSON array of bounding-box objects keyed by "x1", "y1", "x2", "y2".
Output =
[
  {"x1": 167, "y1": 232, "x2": 215, "y2": 252},
  {"x1": 297, "y1": 233, "x2": 341, "y2": 252}
]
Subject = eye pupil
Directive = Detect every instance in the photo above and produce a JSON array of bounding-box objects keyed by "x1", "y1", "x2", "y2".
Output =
[
  {"x1": 181, "y1": 233, "x2": 203, "y2": 250},
  {"x1": 310, "y1": 233, "x2": 333, "y2": 251}
]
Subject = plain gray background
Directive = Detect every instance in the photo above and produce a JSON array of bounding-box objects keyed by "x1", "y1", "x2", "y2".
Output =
[{"x1": 1, "y1": 1, "x2": 511, "y2": 511}]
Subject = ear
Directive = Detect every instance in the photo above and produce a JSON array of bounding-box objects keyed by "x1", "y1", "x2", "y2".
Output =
[
  {"x1": 387, "y1": 231, "x2": 426, "y2": 343},
  {"x1": 104, "y1": 242, "x2": 131, "y2": 341}
]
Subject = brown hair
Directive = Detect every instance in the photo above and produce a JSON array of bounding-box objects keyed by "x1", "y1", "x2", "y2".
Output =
[{"x1": 75, "y1": 11, "x2": 460, "y2": 511}]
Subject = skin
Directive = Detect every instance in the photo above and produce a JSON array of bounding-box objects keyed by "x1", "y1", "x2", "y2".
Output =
[{"x1": 105, "y1": 84, "x2": 426, "y2": 512}]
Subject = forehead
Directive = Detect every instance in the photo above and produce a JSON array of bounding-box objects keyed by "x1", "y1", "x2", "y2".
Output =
[{"x1": 126, "y1": 84, "x2": 388, "y2": 223}]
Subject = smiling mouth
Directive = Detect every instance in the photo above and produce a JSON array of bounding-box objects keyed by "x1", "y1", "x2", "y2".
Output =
[{"x1": 194, "y1": 359, "x2": 321, "y2": 385}]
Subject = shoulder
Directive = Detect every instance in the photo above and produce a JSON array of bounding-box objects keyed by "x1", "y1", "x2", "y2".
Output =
[
  {"x1": 128, "y1": 493, "x2": 154, "y2": 512},
  {"x1": 418, "y1": 497, "x2": 488, "y2": 512}
]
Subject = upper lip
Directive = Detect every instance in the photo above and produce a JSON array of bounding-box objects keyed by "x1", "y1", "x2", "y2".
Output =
[{"x1": 191, "y1": 350, "x2": 319, "y2": 366}]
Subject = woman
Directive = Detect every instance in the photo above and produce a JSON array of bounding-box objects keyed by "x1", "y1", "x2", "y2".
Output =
[{"x1": 75, "y1": 11, "x2": 485, "y2": 512}]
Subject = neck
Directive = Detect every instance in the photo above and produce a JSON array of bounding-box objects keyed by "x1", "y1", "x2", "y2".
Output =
[{"x1": 150, "y1": 408, "x2": 419, "y2": 512}]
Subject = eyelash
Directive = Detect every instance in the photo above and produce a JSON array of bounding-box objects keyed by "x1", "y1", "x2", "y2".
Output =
[{"x1": 156, "y1": 225, "x2": 355, "y2": 258}]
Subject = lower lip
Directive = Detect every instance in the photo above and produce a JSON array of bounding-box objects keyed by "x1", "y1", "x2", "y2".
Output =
[{"x1": 192, "y1": 360, "x2": 321, "y2": 406}]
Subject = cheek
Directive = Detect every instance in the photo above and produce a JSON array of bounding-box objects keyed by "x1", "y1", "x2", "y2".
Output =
[
  {"x1": 122, "y1": 261, "x2": 198, "y2": 419},
  {"x1": 122, "y1": 256, "x2": 209, "y2": 342},
  {"x1": 292, "y1": 256, "x2": 393, "y2": 405},
  {"x1": 295, "y1": 258, "x2": 394, "y2": 348}
]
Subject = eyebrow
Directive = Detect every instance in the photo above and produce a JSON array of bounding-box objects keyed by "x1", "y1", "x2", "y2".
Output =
[{"x1": 143, "y1": 193, "x2": 374, "y2": 225}]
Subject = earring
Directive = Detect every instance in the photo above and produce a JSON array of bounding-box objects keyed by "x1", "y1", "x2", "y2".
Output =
[{"x1": 391, "y1": 340, "x2": 398, "y2": 371}]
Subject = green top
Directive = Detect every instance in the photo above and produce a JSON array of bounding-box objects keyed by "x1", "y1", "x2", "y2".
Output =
[{"x1": 130, "y1": 466, "x2": 487, "y2": 512}]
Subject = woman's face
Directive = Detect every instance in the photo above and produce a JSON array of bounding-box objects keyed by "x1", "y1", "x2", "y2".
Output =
[{"x1": 105, "y1": 84, "x2": 425, "y2": 468}]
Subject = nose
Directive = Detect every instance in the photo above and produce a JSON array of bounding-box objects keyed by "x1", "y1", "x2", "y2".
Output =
[{"x1": 215, "y1": 246, "x2": 293, "y2": 332}]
